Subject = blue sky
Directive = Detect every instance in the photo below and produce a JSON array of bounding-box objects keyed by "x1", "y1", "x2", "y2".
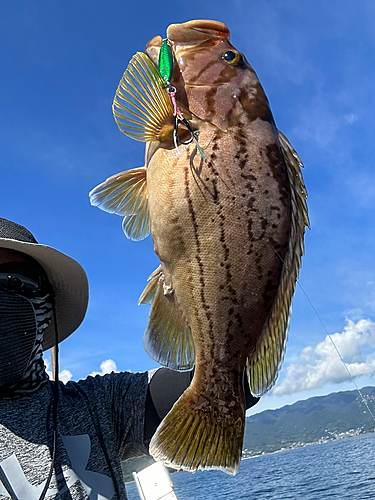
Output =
[{"x1": 2, "y1": 1, "x2": 375, "y2": 416}]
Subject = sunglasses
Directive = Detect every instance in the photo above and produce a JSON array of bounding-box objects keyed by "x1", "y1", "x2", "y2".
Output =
[{"x1": 0, "y1": 262, "x2": 48, "y2": 295}]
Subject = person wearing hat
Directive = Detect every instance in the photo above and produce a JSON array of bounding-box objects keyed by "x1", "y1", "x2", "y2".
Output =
[{"x1": 0, "y1": 218, "x2": 259, "y2": 500}]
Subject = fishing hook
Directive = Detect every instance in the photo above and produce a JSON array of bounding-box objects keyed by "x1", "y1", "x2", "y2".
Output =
[
  {"x1": 160, "y1": 39, "x2": 206, "y2": 160},
  {"x1": 167, "y1": 87, "x2": 206, "y2": 159}
]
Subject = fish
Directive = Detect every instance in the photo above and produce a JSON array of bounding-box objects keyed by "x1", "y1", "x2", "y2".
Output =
[{"x1": 89, "y1": 19, "x2": 309, "y2": 475}]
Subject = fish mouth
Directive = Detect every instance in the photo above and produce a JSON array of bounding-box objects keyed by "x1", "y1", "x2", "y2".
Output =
[{"x1": 167, "y1": 19, "x2": 230, "y2": 43}]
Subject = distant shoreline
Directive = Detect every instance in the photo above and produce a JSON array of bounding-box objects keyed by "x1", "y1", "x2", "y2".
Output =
[{"x1": 242, "y1": 429, "x2": 375, "y2": 461}]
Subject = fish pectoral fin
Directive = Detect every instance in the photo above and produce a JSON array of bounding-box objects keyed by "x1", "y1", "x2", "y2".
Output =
[
  {"x1": 113, "y1": 52, "x2": 174, "y2": 143},
  {"x1": 247, "y1": 130, "x2": 309, "y2": 397},
  {"x1": 139, "y1": 267, "x2": 195, "y2": 371},
  {"x1": 89, "y1": 167, "x2": 150, "y2": 241},
  {"x1": 150, "y1": 387, "x2": 244, "y2": 475}
]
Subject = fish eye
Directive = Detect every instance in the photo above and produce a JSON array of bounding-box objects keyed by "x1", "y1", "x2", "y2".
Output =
[{"x1": 221, "y1": 50, "x2": 243, "y2": 66}]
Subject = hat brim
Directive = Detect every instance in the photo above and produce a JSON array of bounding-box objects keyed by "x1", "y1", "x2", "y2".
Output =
[{"x1": 0, "y1": 238, "x2": 88, "y2": 350}]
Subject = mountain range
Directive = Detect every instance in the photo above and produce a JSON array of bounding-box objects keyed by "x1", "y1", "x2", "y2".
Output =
[{"x1": 243, "y1": 385, "x2": 375, "y2": 456}]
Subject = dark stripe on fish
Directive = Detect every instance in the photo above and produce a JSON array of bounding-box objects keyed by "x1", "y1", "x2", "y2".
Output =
[
  {"x1": 265, "y1": 143, "x2": 290, "y2": 208},
  {"x1": 184, "y1": 157, "x2": 214, "y2": 340},
  {"x1": 239, "y1": 83, "x2": 274, "y2": 124},
  {"x1": 208, "y1": 132, "x2": 244, "y2": 342},
  {"x1": 205, "y1": 87, "x2": 218, "y2": 122}
]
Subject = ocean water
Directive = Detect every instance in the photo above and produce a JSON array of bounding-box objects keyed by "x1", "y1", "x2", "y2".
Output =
[{"x1": 126, "y1": 433, "x2": 375, "y2": 500}]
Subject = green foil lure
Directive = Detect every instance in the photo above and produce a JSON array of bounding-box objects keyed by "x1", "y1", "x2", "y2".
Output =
[
  {"x1": 158, "y1": 39, "x2": 173, "y2": 84},
  {"x1": 157, "y1": 39, "x2": 206, "y2": 159}
]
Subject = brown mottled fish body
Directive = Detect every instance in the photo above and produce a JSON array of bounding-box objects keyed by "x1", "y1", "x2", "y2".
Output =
[
  {"x1": 147, "y1": 125, "x2": 290, "y2": 458},
  {"x1": 147, "y1": 119, "x2": 291, "y2": 350},
  {"x1": 90, "y1": 19, "x2": 309, "y2": 475},
  {"x1": 146, "y1": 21, "x2": 293, "y2": 473},
  {"x1": 147, "y1": 113, "x2": 291, "y2": 463}
]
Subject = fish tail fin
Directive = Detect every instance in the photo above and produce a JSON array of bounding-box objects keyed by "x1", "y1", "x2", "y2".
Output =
[{"x1": 149, "y1": 386, "x2": 244, "y2": 475}]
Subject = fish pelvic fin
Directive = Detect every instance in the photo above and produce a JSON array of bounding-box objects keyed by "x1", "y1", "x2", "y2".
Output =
[
  {"x1": 246, "y1": 131, "x2": 309, "y2": 396},
  {"x1": 89, "y1": 167, "x2": 150, "y2": 241},
  {"x1": 112, "y1": 52, "x2": 175, "y2": 143},
  {"x1": 139, "y1": 267, "x2": 195, "y2": 371},
  {"x1": 149, "y1": 387, "x2": 244, "y2": 475}
]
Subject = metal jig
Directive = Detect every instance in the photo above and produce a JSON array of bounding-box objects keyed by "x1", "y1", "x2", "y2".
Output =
[{"x1": 159, "y1": 40, "x2": 206, "y2": 160}]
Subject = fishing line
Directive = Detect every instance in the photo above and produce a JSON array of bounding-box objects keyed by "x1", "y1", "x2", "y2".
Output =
[{"x1": 268, "y1": 241, "x2": 375, "y2": 425}]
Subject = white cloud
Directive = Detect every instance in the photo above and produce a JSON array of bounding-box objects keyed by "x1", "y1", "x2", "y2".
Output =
[
  {"x1": 89, "y1": 359, "x2": 118, "y2": 377},
  {"x1": 345, "y1": 113, "x2": 359, "y2": 124},
  {"x1": 45, "y1": 359, "x2": 73, "y2": 384},
  {"x1": 58, "y1": 370, "x2": 74, "y2": 384},
  {"x1": 45, "y1": 358, "x2": 118, "y2": 382},
  {"x1": 273, "y1": 318, "x2": 375, "y2": 396},
  {"x1": 345, "y1": 308, "x2": 365, "y2": 322}
]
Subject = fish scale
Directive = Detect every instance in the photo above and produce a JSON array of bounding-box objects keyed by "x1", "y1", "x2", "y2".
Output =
[{"x1": 89, "y1": 19, "x2": 309, "y2": 475}]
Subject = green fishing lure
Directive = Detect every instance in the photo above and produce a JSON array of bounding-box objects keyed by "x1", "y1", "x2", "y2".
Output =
[
  {"x1": 158, "y1": 39, "x2": 173, "y2": 84},
  {"x1": 157, "y1": 39, "x2": 206, "y2": 160},
  {"x1": 111, "y1": 39, "x2": 206, "y2": 159}
]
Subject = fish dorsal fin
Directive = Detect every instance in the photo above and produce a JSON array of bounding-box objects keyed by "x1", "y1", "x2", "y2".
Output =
[
  {"x1": 112, "y1": 52, "x2": 174, "y2": 142},
  {"x1": 139, "y1": 267, "x2": 195, "y2": 371},
  {"x1": 246, "y1": 131, "x2": 309, "y2": 396},
  {"x1": 89, "y1": 167, "x2": 150, "y2": 241},
  {"x1": 278, "y1": 131, "x2": 310, "y2": 230}
]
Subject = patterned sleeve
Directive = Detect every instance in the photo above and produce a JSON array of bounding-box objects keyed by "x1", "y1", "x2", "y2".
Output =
[{"x1": 74, "y1": 370, "x2": 149, "y2": 462}]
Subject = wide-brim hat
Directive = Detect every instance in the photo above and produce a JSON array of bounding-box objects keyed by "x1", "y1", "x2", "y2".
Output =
[{"x1": 0, "y1": 218, "x2": 89, "y2": 351}]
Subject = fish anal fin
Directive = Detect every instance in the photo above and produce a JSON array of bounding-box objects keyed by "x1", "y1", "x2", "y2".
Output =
[
  {"x1": 150, "y1": 387, "x2": 244, "y2": 475},
  {"x1": 140, "y1": 268, "x2": 195, "y2": 371},
  {"x1": 89, "y1": 167, "x2": 150, "y2": 241}
]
